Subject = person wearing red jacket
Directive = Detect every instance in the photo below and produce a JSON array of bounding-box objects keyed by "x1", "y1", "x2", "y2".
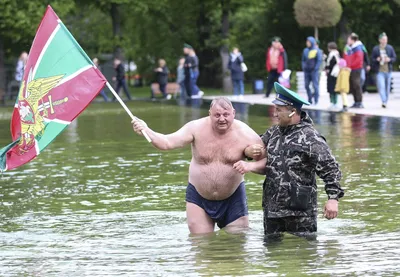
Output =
[
  {"x1": 343, "y1": 33, "x2": 365, "y2": 108},
  {"x1": 265, "y1": 37, "x2": 288, "y2": 97}
]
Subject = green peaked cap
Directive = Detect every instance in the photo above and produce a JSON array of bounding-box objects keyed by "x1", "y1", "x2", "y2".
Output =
[
  {"x1": 379, "y1": 32, "x2": 387, "y2": 39},
  {"x1": 184, "y1": 43, "x2": 193, "y2": 49},
  {"x1": 272, "y1": 82, "x2": 310, "y2": 109}
]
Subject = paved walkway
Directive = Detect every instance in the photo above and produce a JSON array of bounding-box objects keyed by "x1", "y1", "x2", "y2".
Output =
[{"x1": 203, "y1": 91, "x2": 400, "y2": 118}]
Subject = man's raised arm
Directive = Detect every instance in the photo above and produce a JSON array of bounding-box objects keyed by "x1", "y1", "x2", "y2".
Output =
[{"x1": 132, "y1": 119, "x2": 194, "y2": 150}]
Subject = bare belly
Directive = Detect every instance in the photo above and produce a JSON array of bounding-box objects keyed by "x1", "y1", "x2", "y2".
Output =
[{"x1": 188, "y1": 159, "x2": 244, "y2": 200}]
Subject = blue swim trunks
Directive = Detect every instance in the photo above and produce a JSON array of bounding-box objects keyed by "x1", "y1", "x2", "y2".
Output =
[{"x1": 185, "y1": 182, "x2": 248, "y2": 229}]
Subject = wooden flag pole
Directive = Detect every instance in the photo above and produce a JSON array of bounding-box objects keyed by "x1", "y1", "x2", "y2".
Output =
[{"x1": 106, "y1": 82, "x2": 152, "y2": 143}]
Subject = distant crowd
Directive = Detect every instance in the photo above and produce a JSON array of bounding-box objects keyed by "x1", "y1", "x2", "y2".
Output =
[
  {"x1": 262, "y1": 32, "x2": 397, "y2": 111},
  {"x1": 12, "y1": 44, "x2": 205, "y2": 102},
  {"x1": 12, "y1": 32, "x2": 397, "y2": 108},
  {"x1": 92, "y1": 45, "x2": 204, "y2": 102}
]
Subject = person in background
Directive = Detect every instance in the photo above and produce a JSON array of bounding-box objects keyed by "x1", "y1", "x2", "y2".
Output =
[
  {"x1": 266, "y1": 37, "x2": 288, "y2": 98},
  {"x1": 315, "y1": 39, "x2": 326, "y2": 98},
  {"x1": 325, "y1": 42, "x2": 341, "y2": 110},
  {"x1": 302, "y1": 36, "x2": 322, "y2": 105},
  {"x1": 361, "y1": 45, "x2": 371, "y2": 93},
  {"x1": 151, "y1": 59, "x2": 170, "y2": 100},
  {"x1": 189, "y1": 48, "x2": 203, "y2": 99},
  {"x1": 343, "y1": 33, "x2": 364, "y2": 108},
  {"x1": 15, "y1": 51, "x2": 28, "y2": 85},
  {"x1": 183, "y1": 43, "x2": 194, "y2": 98},
  {"x1": 177, "y1": 57, "x2": 186, "y2": 100},
  {"x1": 112, "y1": 58, "x2": 132, "y2": 101},
  {"x1": 335, "y1": 58, "x2": 351, "y2": 112},
  {"x1": 92, "y1": 57, "x2": 109, "y2": 102},
  {"x1": 228, "y1": 47, "x2": 245, "y2": 99},
  {"x1": 371, "y1": 32, "x2": 397, "y2": 108}
]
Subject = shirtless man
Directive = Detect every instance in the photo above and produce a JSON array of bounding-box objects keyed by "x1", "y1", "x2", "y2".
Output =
[{"x1": 132, "y1": 97, "x2": 263, "y2": 234}]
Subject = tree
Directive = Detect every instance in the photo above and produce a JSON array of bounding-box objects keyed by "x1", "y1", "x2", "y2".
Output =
[
  {"x1": 220, "y1": 0, "x2": 232, "y2": 93},
  {"x1": 74, "y1": 0, "x2": 135, "y2": 59},
  {"x1": 294, "y1": 0, "x2": 342, "y2": 39},
  {"x1": 0, "y1": 0, "x2": 74, "y2": 103}
]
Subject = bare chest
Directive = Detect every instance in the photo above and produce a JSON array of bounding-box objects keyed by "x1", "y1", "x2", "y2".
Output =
[{"x1": 193, "y1": 133, "x2": 245, "y2": 165}]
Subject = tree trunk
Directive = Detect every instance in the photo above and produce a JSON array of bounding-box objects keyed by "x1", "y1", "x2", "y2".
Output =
[
  {"x1": 0, "y1": 39, "x2": 5, "y2": 105},
  {"x1": 196, "y1": 2, "x2": 219, "y2": 88},
  {"x1": 338, "y1": 13, "x2": 349, "y2": 43},
  {"x1": 221, "y1": 0, "x2": 232, "y2": 94},
  {"x1": 110, "y1": 3, "x2": 123, "y2": 59},
  {"x1": 314, "y1": 26, "x2": 319, "y2": 40}
]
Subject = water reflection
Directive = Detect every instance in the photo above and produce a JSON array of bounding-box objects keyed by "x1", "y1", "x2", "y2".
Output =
[
  {"x1": 1, "y1": 101, "x2": 400, "y2": 276},
  {"x1": 190, "y1": 232, "x2": 249, "y2": 276},
  {"x1": 232, "y1": 102, "x2": 249, "y2": 123},
  {"x1": 307, "y1": 109, "x2": 322, "y2": 125}
]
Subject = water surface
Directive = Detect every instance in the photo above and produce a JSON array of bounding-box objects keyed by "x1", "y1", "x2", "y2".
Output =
[{"x1": 1, "y1": 100, "x2": 400, "y2": 276}]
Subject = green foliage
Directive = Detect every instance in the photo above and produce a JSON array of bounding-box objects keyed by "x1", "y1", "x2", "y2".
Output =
[
  {"x1": 340, "y1": 0, "x2": 400, "y2": 52},
  {"x1": 1, "y1": 0, "x2": 400, "y2": 87},
  {"x1": 0, "y1": 0, "x2": 75, "y2": 54},
  {"x1": 294, "y1": 0, "x2": 342, "y2": 28},
  {"x1": 65, "y1": 5, "x2": 113, "y2": 56}
]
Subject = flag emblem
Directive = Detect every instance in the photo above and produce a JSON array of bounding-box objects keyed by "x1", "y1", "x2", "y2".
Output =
[{"x1": 0, "y1": 6, "x2": 107, "y2": 171}]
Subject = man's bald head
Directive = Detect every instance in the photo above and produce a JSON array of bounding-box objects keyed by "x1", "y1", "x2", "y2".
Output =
[{"x1": 210, "y1": 97, "x2": 233, "y2": 111}]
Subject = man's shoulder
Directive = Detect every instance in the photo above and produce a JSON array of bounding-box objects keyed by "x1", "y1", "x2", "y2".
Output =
[
  {"x1": 232, "y1": 119, "x2": 251, "y2": 133},
  {"x1": 184, "y1": 118, "x2": 207, "y2": 138},
  {"x1": 298, "y1": 123, "x2": 317, "y2": 134},
  {"x1": 299, "y1": 125, "x2": 326, "y2": 143},
  {"x1": 262, "y1": 125, "x2": 279, "y2": 139},
  {"x1": 233, "y1": 119, "x2": 248, "y2": 127},
  {"x1": 189, "y1": 117, "x2": 207, "y2": 126}
]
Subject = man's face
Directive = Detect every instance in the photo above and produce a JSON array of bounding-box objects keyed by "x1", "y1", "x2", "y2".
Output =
[
  {"x1": 272, "y1": 41, "x2": 280, "y2": 49},
  {"x1": 209, "y1": 104, "x2": 235, "y2": 132},
  {"x1": 274, "y1": 105, "x2": 294, "y2": 127},
  {"x1": 306, "y1": 40, "x2": 311, "y2": 48},
  {"x1": 347, "y1": 37, "x2": 354, "y2": 46},
  {"x1": 183, "y1": 48, "x2": 190, "y2": 55},
  {"x1": 21, "y1": 52, "x2": 28, "y2": 61},
  {"x1": 114, "y1": 59, "x2": 119, "y2": 67},
  {"x1": 380, "y1": 36, "x2": 388, "y2": 46}
]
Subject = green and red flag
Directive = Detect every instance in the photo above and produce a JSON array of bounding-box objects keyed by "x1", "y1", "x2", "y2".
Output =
[{"x1": 0, "y1": 6, "x2": 106, "y2": 171}]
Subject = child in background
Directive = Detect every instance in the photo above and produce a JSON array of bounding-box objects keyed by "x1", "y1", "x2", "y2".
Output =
[
  {"x1": 335, "y1": 58, "x2": 351, "y2": 112},
  {"x1": 278, "y1": 69, "x2": 291, "y2": 88},
  {"x1": 325, "y1": 42, "x2": 340, "y2": 110},
  {"x1": 152, "y1": 59, "x2": 170, "y2": 100},
  {"x1": 177, "y1": 58, "x2": 186, "y2": 100}
]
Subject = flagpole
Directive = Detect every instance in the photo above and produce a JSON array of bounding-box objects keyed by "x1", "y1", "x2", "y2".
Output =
[{"x1": 106, "y1": 82, "x2": 152, "y2": 143}]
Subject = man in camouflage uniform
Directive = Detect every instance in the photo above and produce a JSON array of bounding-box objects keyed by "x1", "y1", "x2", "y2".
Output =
[{"x1": 233, "y1": 82, "x2": 344, "y2": 238}]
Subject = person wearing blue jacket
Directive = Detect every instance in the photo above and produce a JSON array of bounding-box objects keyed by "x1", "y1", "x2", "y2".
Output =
[
  {"x1": 302, "y1": 37, "x2": 322, "y2": 105},
  {"x1": 371, "y1": 32, "x2": 397, "y2": 108},
  {"x1": 228, "y1": 47, "x2": 245, "y2": 98}
]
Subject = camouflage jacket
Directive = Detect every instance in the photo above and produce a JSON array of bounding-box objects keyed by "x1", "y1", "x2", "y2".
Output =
[{"x1": 261, "y1": 112, "x2": 344, "y2": 218}]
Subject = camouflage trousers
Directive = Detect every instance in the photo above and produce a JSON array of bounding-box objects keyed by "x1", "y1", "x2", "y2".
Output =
[{"x1": 264, "y1": 216, "x2": 317, "y2": 240}]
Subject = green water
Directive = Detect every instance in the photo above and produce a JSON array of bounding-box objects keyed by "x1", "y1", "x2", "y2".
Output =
[{"x1": 1, "y1": 100, "x2": 400, "y2": 277}]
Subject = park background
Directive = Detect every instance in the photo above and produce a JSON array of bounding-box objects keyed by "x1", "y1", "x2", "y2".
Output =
[
  {"x1": 2, "y1": 1, "x2": 400, "y2": 276},
  {"x1": 1, "y1": 0, "x2": 400, "y2": 100}
]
